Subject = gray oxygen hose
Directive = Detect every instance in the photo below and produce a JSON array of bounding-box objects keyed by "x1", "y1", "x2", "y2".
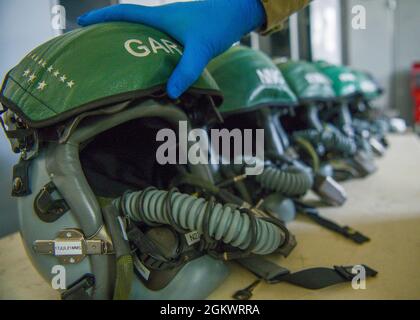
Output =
[
  {"x1": 294, "y1": 125, "x2": 357, "y2": 156},
  {"x1": 233, "y1": 156, "x2": 313, "y2": 197},
  {"x1": 256, "y1": 166, "x2": 313, "y2": 197},
  {"x1": 113, "y1": 188, "x2": 289, "y2": 256}
]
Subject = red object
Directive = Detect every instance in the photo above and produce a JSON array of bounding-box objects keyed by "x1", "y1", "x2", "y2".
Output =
[{"x1": 412, "y1": 63, "x2": 420, "y2": 124}]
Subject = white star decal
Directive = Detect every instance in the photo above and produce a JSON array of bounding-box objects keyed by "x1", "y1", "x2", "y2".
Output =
[
  {"x1": 54, "y1": 70, "x2": 60, "y2": 77},
  {"x1": 28, "y1": 74, "x2": 36, "y2": 82},
  {"x1": 37, "y1": 81, "x2": 47, "y2": 91},
  {"x1": 47, "y1": 66, "x2": 54, "y2": 72},
  {"x1": 23, "y1": 69, "x2": 31, "y2": 77},
  {"x1": 60, "y1": 75, "x2": 67, "y2": 83},
  {"x1": 67, "y1": 80, "x2": 75, "y2": 88}
]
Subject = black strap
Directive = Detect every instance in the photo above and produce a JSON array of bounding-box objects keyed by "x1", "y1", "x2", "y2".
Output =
[
  {"x1": 61, "y1": 274, "x2": 95, "y2": 300},
  {"x1": 295, "y1": 201, "x2": 370, "y2": 244},
  {"x1": 237, "y1": 256, "x2": 377, "y2": 290},
  {"x1": 279, "y1": 265, "x2": 377, "y2": 289},
  {"x1": 34, "y1": 182, "x2": 69, "y2": 223}
]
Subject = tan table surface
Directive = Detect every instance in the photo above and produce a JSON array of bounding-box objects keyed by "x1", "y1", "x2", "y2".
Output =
[{"x1": 1, "y1": 134, "x2": 420, "y2": 300}]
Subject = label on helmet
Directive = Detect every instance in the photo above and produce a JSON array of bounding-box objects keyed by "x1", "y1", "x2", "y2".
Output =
[
  {"x1": 361, "y1": 80, "x2": 376, "y2": 92},
  {"x1": 54, "y1": 241, "x2": 83, "y2": 256},
  {"x1": 133, "y1": 255, "x2": 150, "y2": 281},
  {"x1": 185, "y1": 231, "x2": 201, "y2": 246},
  {"x1": 124, "y1": 37, "x2": 182, "y2": 58},
  {"x1": 256, "y1": 68, "x2": 285, "y2": 85},
  {"x1": 305, "y1": 73, "x2": 330, "y2": 84},
  {"x1": 339, "y1": 73, "x2": 357, "y2": 82}
]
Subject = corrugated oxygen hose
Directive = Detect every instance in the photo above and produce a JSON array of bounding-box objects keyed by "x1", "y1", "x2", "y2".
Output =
[
  {"x1": 232, "y1": 156, "x2": 313, "y2": 197},
  {"x1": 353, "y1": 118, "x2": 387, "y2": 138},
  {"x1": 294, "y1": 125, "x2": 357, "y2": 156},
  {"x1": 114, "y1": 188, "x2": 288, "y2": 256},
  {"x1": 372, "y1": 119, "x2": 389, "y2": 137},
  {"x1": 256, "y1": 166, "x2": 313, "y2": 197}
]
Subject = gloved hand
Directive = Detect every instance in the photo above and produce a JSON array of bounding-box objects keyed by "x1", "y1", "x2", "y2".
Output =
[{"x1": 78, "y1": 0, "x2": 266, "y2": 99}]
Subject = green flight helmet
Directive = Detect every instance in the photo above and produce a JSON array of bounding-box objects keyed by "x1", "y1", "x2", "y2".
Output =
[
  {"x1": 277, "y1": 60, "x2": 336, "y2": 102},
  {"x1": 314, "y1": 61, "x2": 359, "y2": 100},
  {"x1": 0, "y1": 22, "x2": 233, "y2": 300},
  {"x1": 207, "y1": 45, "x2": 298, "y2": 116},
  {"x1": 0, "y1": 22, "x2": 222, "y2": 128},
  {"x1": 352, "y1": 69, "x2": 383, "y2": 101}
]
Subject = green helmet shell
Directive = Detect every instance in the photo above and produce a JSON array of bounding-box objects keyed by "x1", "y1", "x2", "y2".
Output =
[
  {"x1": 314, "y1": 61, "x2": 359, "y2": 99},
  {"x1": 0, "y1": 22, "x2": 222, "y2": 128},
  {"x1": 207, "y1": 46, "x2": 297, "y2": 115},
  {"x1": 352, "y1": 70, "x2": 382, "y2": 101},
  {"x1": 277, "y1": 60, "x2": 335, "y2": 102}
]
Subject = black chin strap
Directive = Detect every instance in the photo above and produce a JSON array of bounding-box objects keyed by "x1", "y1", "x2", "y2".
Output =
[
  {"x1": 234, "y1": 256, "x2": 378, "y2": 300},
  {"x1": 294, "y1": 200, "x2": 370, "y2": 244}
]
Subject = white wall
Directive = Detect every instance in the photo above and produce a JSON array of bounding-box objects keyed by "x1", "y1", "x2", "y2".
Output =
[
  {"x1": 0, "y1": 0, "x2": 56, "y2": 237},
  {"x1": 343, "y1": 0, "x2": 420, "y2": 123},
  {"x1": 310, "y1": 0, "x2": 343, "y2": 65},
  {"x1": 343, "y1": 0, "x2": 395, "y2": 110}
]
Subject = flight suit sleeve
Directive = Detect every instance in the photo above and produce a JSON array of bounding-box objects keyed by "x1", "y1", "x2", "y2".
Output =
[{"x1": 259, "y1": 0, "x2": 311, "y2": 35}]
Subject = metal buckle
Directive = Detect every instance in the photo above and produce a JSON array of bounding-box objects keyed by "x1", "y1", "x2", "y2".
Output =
[
  {"x1": 33, "y1": 229, "x2": 113, "y2": 264},
  {"x1": 334, "y1": 265, "x2": 356, "y2": 280}
]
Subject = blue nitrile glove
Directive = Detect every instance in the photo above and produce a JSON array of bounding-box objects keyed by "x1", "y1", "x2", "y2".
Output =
[{"x1": 78, "y1": 0, "x2": 266, "y2": 99}]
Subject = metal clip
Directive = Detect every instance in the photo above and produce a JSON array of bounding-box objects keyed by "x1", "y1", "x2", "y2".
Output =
[
  {"x1": 353, "y1": 151, "x2": 377, "y2": 176},
  {"x1": 313, "y1": 174, "x2": 347, "y2": 206},
  {"x1": 33, "y1": 229, "x2": 113, "y2": 264},
  {"x1": 369, "y1": 137, "x2": 386, "y2": 156}
]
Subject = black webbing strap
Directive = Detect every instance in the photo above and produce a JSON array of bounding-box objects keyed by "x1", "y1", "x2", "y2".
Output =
[
  {"x1": 294, "y1": 201, "x2": 370, "y2": 244},
  {"x1": 61, "y1": 274, "x2": 95, "y2": 300},
  {"x1": 237, "y1": 256, "x2": 377, "y2": 290}
]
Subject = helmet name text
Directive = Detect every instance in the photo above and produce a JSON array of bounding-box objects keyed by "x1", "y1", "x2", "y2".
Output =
[{"x1": 124, "y1": 37, "x2": 183, "y2": 58}]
